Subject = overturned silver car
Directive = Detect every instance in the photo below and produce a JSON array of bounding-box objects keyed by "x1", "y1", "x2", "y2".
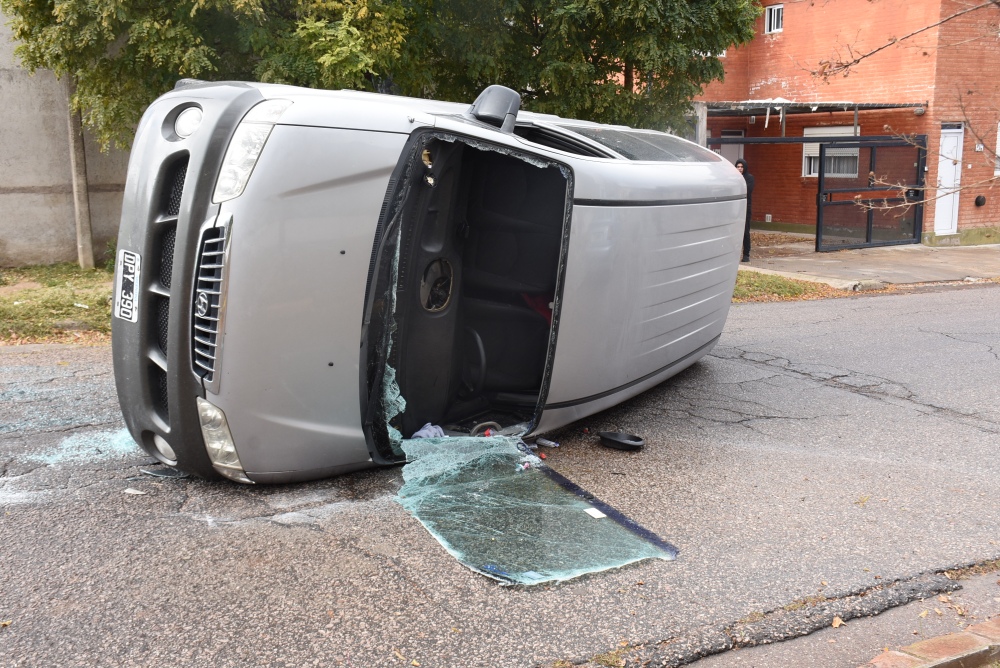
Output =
[{"x1": 111, "y1": 81, "x2": 746, "y2": 484}]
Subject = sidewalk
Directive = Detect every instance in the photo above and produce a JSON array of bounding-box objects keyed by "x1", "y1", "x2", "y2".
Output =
[
  {"x1": 686, "y1": 571, "x2": 1000, "y2": 668},
  {"x1": 741, "y1": 234, "x2": 1000, "y2": 290}
]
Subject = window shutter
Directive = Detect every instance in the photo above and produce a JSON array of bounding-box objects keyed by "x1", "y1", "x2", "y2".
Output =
[{"x1": 803, "y1": 126, "x2": 857, "y2": 157}]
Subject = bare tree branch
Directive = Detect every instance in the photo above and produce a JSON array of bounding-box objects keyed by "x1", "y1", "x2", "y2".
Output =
[
  {"x1": 810, "y1": 0, "x2": 1000, "y2": 79},
  {"x1": 848, "y1": 94, "x2": 999, "y2": 215}
]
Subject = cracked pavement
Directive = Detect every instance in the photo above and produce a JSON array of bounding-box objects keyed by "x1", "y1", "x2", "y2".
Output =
[{"x1": 2, "y1": 285, "x2": 999, "y2": 667}]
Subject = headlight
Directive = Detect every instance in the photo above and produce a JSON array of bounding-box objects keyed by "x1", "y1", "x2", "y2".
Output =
[
  {"x1": 212, "y1": 99, "x2": 293, "y2": 203},
  {"x1": 196, "y1": 397, "x2": 254, "y2": 484}
]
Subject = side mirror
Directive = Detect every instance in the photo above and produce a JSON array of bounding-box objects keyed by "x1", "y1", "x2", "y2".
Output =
[{"x1": 466, "y1": 85, "x2": 520, "y2": 133}]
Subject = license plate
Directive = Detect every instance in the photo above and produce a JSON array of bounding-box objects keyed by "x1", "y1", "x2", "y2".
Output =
[{"x1": 113, "y1": 249, "x2": 141, "y2": 323}]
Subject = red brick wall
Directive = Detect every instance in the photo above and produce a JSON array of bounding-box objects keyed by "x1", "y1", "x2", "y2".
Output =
[
  {"x1": 709, "y1": 111, "x2": 932, "y2": 229},
  {"x1": 926, "y1": 0, "x2": 1000, "y2": 233},
  {"x1": 700, "y1": 0, "x2": 941, "y2": 104},
  {"x1": 699, "y1": 0, "x2": 1000, "y2": 237}
]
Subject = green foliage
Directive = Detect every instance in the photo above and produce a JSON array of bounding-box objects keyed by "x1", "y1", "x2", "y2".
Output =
[
  {"x1": 1, "y1": 0, "x2": 264, "y2": 149},
  {"x1": 392, "y1": 0, "x2": 761, "y2": 130},
  {"x1": 255, "y1": 0, "x2": 407, "y2": 90},
  {"x1": 1, "y1": 0, "x2": 759, "y2": 147}
]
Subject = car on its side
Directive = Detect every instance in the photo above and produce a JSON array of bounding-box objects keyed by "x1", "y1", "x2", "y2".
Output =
[{"x1": 111, "y1": 81, "x2": 746, "y2": 484}]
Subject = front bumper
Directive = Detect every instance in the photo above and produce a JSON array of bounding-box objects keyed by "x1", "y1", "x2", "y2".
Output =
[{"x1": 111, "y1": 84, "x2": 264, "y2": 479}]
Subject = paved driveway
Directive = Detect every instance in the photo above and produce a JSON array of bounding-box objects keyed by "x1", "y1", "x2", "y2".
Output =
[{"x1": 2, "y1": 285, "x2": 999, "y2": 667}]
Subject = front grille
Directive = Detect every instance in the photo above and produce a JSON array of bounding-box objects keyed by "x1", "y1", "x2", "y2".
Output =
[
  {"x1": 154, "y1": 297, "x2": 170, "y2": 355},
  {"x1": 151, "y1": 366, "x2": 169, "y2": 420},
  {"x1": 145, "y1": 157, "x2": 188, "y2": 424},
  {"x1": 192, "y1": 227, "x2": 227, "y2": 381},
  {"x1": 159, "y1": 226, "x2": 176, "y2": 289},
  {"x1": 164, "y1": 160, "x2": 188, "y2": 217}
]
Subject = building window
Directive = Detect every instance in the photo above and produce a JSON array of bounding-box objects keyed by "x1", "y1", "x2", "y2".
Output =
[
  {"x1": 804, "y1": 155, "x2": 859, "y2": 177},
  {"x1": 765, "y1": 5, "x2": 784, "y2": 34},
  {"x1": 802, "y1": 126, "x2": 859, "y2": 178}
]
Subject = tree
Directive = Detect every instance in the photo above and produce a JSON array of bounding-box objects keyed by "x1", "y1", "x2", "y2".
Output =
[
  {"x1": 0, "y1": 0, "x2": 408, "y2": 149},
  {"x1": 393, "y1": 0, "x2": 760, "y2": 131},
  {"x1": 253, "y1": 1, "x2": 407, "y2": 92},
  {"x1": 2, "y1": 0, "x2": 759, "y2": 148}
]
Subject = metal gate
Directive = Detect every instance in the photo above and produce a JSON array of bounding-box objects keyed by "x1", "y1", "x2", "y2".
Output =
[{"x1": 816, "y1": 136, "x2": 927, "y2": 251}]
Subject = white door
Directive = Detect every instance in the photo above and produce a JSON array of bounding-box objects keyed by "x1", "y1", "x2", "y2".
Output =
[{"x1": 934, "y1": 126, "x2": 963, "y2": 235}]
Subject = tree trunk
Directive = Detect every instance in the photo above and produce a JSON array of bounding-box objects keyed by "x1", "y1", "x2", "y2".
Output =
[
  {"x1": 624, "y1": 63, "x2": 634, "y2": 93},
  {"x1": 63, "y1": 77, "x2": 95, "y2": 269}
]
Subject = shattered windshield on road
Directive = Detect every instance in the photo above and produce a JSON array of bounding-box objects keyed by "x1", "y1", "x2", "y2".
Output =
[{"x1": 396, "y1": 435, "x2": 677, "y2": 585}]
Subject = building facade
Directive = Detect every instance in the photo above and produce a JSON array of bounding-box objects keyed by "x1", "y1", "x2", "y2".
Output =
[{"x1": 698, "y1": 0, "x2": 1000, "y2": 246}]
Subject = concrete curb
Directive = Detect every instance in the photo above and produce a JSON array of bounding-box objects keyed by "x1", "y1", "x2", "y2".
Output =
[
  {"x1": 635, "y1": 574, "x2": 963, "y2": 667},
  {"x1": 864, "y1": 617, "x2": 1000, "y2": 668},
  {"x1": 737, "y1": 265, "x2": 885, "y2": 292}
]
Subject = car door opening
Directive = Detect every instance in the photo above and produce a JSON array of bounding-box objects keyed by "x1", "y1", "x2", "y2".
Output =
[{"x1": 362, "y1": 134, "x2": 571, "y2": 461}]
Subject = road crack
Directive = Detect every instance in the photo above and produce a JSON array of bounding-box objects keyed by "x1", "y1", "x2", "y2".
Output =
[
  {"x1": 919, "y1": 328, "x2": 1000, "y2": 363},
  {"x1": 713, "y1": 346, "x2": 1000, "y2": 435}
]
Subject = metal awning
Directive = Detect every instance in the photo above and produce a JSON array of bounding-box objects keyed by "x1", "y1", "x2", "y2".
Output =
[
  {"x1": 707, "y1": 99, "x2": 927, "y2": 116},
  {"x1": 705, "y1": 98, "x2": 927, "y2": 136}
]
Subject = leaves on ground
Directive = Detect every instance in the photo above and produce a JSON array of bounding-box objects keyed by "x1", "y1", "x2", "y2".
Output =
[
  {"x1": 733, "y1": 271, "x2": 852, "y2": 303},
  {"x1": 750, "y1": 231, "x2": 813, "y2": 247}
]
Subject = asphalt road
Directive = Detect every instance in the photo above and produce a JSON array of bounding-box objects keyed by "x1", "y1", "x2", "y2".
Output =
[{"x1": 2, "y1": 284, "x2": 999, "y2": 668}]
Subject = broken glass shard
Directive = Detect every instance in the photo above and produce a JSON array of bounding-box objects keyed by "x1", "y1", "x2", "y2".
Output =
[{"x1": 397, "y1": 436, "x2": 677, "y2": 585}]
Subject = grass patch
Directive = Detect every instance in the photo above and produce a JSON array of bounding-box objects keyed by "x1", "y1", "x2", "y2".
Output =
[
  {"x1": 733, "y1": 270, "x2": 851, "y2": 303},
  {"x1": 0, "y1": 263, "x2": 114, "y2": 344}
]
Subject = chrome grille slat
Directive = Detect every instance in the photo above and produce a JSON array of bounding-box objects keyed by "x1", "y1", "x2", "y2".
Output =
[{"x1": 191, "y1": 226, "x2": 228, "y2": 382}]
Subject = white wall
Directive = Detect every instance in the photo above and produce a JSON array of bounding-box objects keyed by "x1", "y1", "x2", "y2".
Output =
[{"x1": 1, "y1": 11, "x2": 129, "y2": 266}]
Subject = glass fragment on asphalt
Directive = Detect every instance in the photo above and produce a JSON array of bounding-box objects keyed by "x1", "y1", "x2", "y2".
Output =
[{"x1": 397, "y1": 436, "x2": 677, "y2": 585}]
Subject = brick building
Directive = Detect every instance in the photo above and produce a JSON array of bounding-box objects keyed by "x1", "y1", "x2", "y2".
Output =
[{"x1": 697, "y1": 0, "x2": 1000, "y2": 247}]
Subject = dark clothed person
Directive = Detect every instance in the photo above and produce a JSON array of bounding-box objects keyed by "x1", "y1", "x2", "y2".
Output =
[{"x1": 735, "y1": 158, "x2": 754, "y2": 262}]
